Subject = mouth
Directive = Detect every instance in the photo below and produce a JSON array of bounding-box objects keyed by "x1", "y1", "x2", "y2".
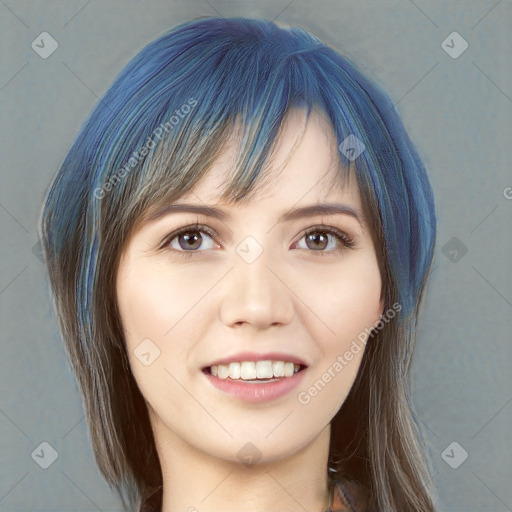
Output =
[
  {"x1": 202, "y1": 360, "x2": 307, "y2": 383},
  {"x1": 201, "y1": 356, "x2": 308, "y2": 402}
]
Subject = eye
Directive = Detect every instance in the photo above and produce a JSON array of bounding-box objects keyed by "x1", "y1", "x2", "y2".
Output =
[
  {"x1": 161, "y1": 223, "x2": 218, "y2": 259},
  {"x1": 293, "y1": 226, "x2": 355, "y2": 255},
  {"x1": 160, "y1": 223, "x2": 354, "y2": 259}
]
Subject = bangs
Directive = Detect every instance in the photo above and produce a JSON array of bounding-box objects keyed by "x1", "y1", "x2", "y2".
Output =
[
  {"x1": 99, "y1": 20, "x2": 366, "y2": 248},
  {"x1": 125, "y1": 105, "x2": 353, "y2": 234}
]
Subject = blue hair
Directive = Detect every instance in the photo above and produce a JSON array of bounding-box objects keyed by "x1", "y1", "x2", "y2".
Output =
[
  {"x1": 41, "y1": 17, "x2": 437, "y2": 509},
  {"x1": 45, "y1": 17, "x2": 435, "y2": 324}
]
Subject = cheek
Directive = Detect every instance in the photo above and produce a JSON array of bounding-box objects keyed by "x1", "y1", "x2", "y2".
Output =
[
  {"x1": 296, "y1": 257, "x2": 381, "y2": 419},
  {"x1": 116, "y1": 263, "x2": 196, "y2": 414},
  {"x1": 307, "y1": 254, "x2": 383, "y2": 347},
  {"x1": 116, "y1": 262, "x2": 184, "y2": 387},
  {"x1": 116, "y1": 259, "x2": 221, "y2": 400},
  {"x1": 117, "y1": 259, "x2": 209, "y2": 347}
]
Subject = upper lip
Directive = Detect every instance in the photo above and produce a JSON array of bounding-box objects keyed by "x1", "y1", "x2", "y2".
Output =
[{"x1": 203, "y1": 351, "x2": 308, "y2": 369}]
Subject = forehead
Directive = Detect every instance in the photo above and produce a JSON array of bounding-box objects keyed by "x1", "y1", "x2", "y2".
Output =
[{"x1": 179, "y1": 108, "x2": 358, "y2": 208}]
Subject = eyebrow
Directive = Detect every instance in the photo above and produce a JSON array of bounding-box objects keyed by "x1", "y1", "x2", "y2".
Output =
[{"x1": 146, "y1": 202, "x2": 364, "y2": 226}]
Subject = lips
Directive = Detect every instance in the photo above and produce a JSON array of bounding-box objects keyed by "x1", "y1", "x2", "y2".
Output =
[
  {"x1": 203, "y1": 366, "x2": 307, "y2": 402},
  {"x1": 201, "y1": 352, "x2": 308, "y2": 402}
]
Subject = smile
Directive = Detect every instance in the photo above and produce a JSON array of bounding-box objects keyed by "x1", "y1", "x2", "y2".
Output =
[
  {"x1": 208, "y1": 360, "x2": 303, "y2": 381},
  {"x1": 203, "y1": 358, "x2": 308, "y2": 402}
]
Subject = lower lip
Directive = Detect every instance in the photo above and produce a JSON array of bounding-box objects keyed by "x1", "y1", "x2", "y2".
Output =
[{"x1": 204, "y1": 369, "x2": 307, "y2": 403}]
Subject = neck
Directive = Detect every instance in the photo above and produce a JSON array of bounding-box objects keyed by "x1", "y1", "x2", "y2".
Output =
[{"x1": 152, "y1": 421, "x2": 332, "y2": 512}]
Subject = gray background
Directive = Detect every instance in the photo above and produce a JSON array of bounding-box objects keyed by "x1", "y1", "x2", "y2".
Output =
[{"x1": 1, "y1": 0, "x2": 511, "y2": 511}]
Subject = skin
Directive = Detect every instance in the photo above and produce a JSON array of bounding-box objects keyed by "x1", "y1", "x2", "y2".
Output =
[{"x1": 116, "y1": 109, "x2": 383, "y2": 512}]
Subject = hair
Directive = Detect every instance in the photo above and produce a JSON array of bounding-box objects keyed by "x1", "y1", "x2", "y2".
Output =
[{"x1": 40, "y1": 16, "x2": 437, "y2": 512}]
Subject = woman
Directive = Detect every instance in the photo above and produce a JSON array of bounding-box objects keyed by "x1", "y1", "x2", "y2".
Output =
[{"x1": 40, "y1": 17, "x2": 437, "y2": 512}]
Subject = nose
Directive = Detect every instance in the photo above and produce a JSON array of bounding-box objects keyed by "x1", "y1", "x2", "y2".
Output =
[{"x1": 219, "y1": 248, "x2": 294, "y2": 330}]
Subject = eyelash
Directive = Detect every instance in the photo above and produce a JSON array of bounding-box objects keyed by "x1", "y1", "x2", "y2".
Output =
[{"x1": 160, "y1": 222, "x2": 355, "y2": 259}]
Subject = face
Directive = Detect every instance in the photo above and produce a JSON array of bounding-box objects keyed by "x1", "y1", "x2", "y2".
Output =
[{"x1": 116, "y1": 108, "x2": 383, "y2": 465}]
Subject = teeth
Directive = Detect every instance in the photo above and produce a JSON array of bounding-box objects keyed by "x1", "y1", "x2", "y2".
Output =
[
  {"x1": 240, "y1": 361, "x2": 257, "y2": 380},
  {"x1": 218, "y1": 364, "x2": 229, "y2": 379},
  {"x1": 210, "y1": 360, "x2": 302, "y2": 381},
  {"x1": 256, "y1": 360, "x2": 273, "y2": 379},
  {"x1": 229, "y1": 362, "x2": 241, "y2": 379},
  {"x1": 273, "y1": 360, "x2": 284, "y2": 377},
  {"x1": 284, "y1": 362, "x2": 295, "y2": 377}
]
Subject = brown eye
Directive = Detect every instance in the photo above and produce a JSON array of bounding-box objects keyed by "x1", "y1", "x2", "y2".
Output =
[
  {"x1": 295, "y1": 226, "x2": 354, "y2": 255},
  {"x1": 176, "y1": 231, "x2": 205, "y2": 251},
  {"x1": 162, "y1": 223, "x2": 217, "y2": 257},
  {"x1": 305, "y1": 232, "x2": 329, "y2": 250}
]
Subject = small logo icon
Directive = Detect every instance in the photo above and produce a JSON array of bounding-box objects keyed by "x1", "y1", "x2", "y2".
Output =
[
  {"x1": 237, "y1": 442, "x2": 262, "y2": 467},
  {"x1": 441, "y1": 32, "x2": 468, "y2": 59},
  {"x1": 32, "y1": 239, "x2": 45, "y2": 262},
  {"x1": 441, "y1": 441, "x2": 468, "y2": 469},
  {"x1": 134, "y1": 338, "x2": 161, "y2": 366},
  {"x1": 31, "y1": 32, "x2": 59, "y2": 59},
  {"x1": 442, "y1": 237, "x2": 468, "y2": 263},
  {"x1": 236, "y1": 236, "x2": 264, "y2": 264},
  {"x1": 338, "y1": 135, "x2": 365, "y2": 162},
  {"x1": 31, "y1": 441, "x2": 59, "y2": 469}
]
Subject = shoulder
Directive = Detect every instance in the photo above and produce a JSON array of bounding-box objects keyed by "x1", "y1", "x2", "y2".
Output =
[{"x1": 330, "y1": 478, "x2": 370, "y2": 512}]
